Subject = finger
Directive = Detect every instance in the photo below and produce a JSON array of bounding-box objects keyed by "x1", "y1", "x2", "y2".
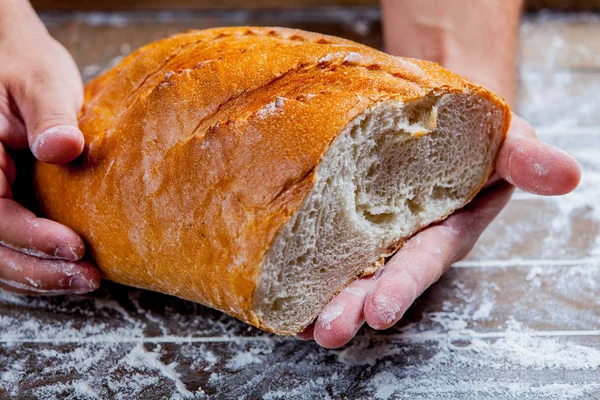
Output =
[
  {"x1": 0, "y1": 87, "x2": 28, "y2": 150},
  {"x1": 313, "y1": 275, "x2": 378, "y2": 349},
  {"x1": 482, "y1": 172, "x2": 502, "y2": 190},
  {"x1": 0, "y1": 244, "x2": 100, "y2": 295},
  {"x1": 0, "y1": 110, "x2": 28, "y2": 150},
  {"x1": 364, "y1": 181, "x2": 514, "y2": 330},
  {"x1": 0, "y1": 143, "x2": 16, "y2": 184},
  {"x1": 9, "y1": 70, "x2": 84, "y2": 163},
  {"x1": 296, "y1": 324, "x2": 315, "y2": 341},
  {"x1": 0, "y1": 170, "x2": 12, "y2": 199},
  {"x1": 0, "y1": 198, "x2": 85, "y2": 261},
  {"x1": 496, "y1": 115, "x2": 581, "y2": 195}
]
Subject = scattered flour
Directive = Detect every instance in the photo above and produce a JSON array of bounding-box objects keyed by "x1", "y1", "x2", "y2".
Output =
[
  {"x1": 471, "y1": 297, "x2": 494, "y2": 321},
  {"x1": 72, "y1": 381, "x2": 100, "y2": 399},
  {"x1": 319, "y1": 52, "x2": 344, "y2": 63},
  {"x1": 318, "y1": 302, "x2": 345, "y2": 330},
  {"x1": 533, "y1": 162, "x2": 550, "y2": 176},
  {"x1": 392, "y1": 56, "x2": 427, "y2": 78},
  {"x1": 525, "y1": 265, "x2": 544, "y2": 288},
  {"x1": 225, "y1": 350, "x2": 263, "y2": 369},
  {"x1": 263, "y1": 375, "x2": 337, "y2": 400},
  {"x1": 255, "y1": 97, "x2": 287, "y2": 118},
  {"x1": 342, "y1": 51, "x2": 363, "y2": 63},
  {"x1": 372, "y1": 294, "x2": 402, "y2": 325},
  {"x1": 122, "y1": 344, "x2": 200, "y2": 398},
  {"x1": 368, "y1": 372, "x2": 403, "y2": 400}
]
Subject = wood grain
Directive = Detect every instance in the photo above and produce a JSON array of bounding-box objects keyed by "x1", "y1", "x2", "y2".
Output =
[
  {"x1": 1, "y1": 261, "x2": 599, "y2": 398},
  {"x1": 2, "y1": 337, "x2": 600, "y2": 399}
]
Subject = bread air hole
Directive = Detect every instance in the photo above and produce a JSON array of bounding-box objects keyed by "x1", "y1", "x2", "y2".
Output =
[{"x1": 254, "y1": 93, "x2": 505, "y2": 333}]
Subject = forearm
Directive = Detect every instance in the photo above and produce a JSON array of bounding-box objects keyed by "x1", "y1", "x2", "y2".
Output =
[
  {"x1": 381, "y1": 0, "x2": 523, "y2": 106},
  {"x1": 0, "y1": 0, "x2": 46, "y2": 36}
]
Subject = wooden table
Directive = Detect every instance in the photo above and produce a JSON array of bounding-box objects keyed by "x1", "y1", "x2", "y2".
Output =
[{"x1": 1, "y1": 8, "x2": 599, "y2": 400}]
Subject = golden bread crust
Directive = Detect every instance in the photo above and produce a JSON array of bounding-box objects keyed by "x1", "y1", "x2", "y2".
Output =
[{"x1": 35, "y1": 27, "x2": 509, "y2": 331}]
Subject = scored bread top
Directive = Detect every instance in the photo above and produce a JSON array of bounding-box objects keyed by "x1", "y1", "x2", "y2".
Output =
[{"x1": 35, "y1": 27, "x2": 509, "y2": 330}]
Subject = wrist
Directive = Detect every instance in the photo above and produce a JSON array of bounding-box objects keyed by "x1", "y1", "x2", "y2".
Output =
[
  {"x1": 381, "y1": 0, "x2": 522, "y2": 106},
  {"x1": 0, "y1": 0, "x2": 46, "y2": 36},
  {"x1": 435, "y1": 40, "x2": 518, "y2": 106}
]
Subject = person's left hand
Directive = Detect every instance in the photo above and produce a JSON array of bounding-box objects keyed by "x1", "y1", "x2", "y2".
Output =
[
  {"x1": 298, "y1": 115, "x2": 581, "y2": 348},
  {"x1": 0, "y1": 1, "x2": 100, "y2": 295}
]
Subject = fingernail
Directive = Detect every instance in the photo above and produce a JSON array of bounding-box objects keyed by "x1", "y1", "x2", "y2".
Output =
[
  {"x1": 69, "y1": 274, "x2": 95, "y2": 292},
  {"x1": 31, "y1": 125, "x2": 83, "y2": 159},
  {"x1": 55, "y1": 245, "x2": 79, "y2": 261},
  {"x1": 296, "y1": 330, "x2": 314, "y2": 341}
]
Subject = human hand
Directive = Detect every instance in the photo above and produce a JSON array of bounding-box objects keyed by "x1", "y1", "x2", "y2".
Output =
[
  {"x1": 0, "y1": 0, "x2": 100, "y2": 295},
  {"x1": 299, "y1": 115, "x2": 581, "y2": 347}
]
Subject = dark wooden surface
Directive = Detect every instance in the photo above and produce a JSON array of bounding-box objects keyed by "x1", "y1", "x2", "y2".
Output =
[{"x1": 1, "y1": 8, "x2": 599, "y2": 400}]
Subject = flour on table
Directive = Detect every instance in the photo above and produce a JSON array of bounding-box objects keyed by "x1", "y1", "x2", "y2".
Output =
[{"x1": 122, "y1": 344, "x2": 201, "y2": 398}]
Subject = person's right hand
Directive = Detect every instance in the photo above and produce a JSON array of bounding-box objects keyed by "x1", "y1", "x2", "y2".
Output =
[{"x1": 0, "y1": 0, "x2": 100, "y2": 295}]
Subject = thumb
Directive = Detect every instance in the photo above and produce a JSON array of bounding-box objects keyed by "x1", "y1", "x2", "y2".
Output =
[{"x1": 11, "y1": 71, "x2": 84, "y2": 164}]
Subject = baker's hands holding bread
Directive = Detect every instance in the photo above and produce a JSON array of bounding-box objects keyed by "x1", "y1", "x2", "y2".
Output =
[
  {"x1": 0, "y1": 0, "x2": 583, "y2": 348},
  {"x1": 0, "y1": 0, "x2": 100, "y2": 295}
]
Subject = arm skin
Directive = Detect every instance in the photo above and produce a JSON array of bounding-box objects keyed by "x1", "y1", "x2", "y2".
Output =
[
  {"x1": 0, "y1": 0, "x2": 100, "y2": 295},
  {"x1": 303, "y1": 0, "x2": 582, "y2": 348},
  {"x1": 381, "y1": 0, "x2": 523, "y2": 106}
]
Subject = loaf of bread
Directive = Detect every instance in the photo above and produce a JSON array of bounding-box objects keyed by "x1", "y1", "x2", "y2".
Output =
[{"x1": 34, "y1": 27, "x2": 510, "y2": 335}]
